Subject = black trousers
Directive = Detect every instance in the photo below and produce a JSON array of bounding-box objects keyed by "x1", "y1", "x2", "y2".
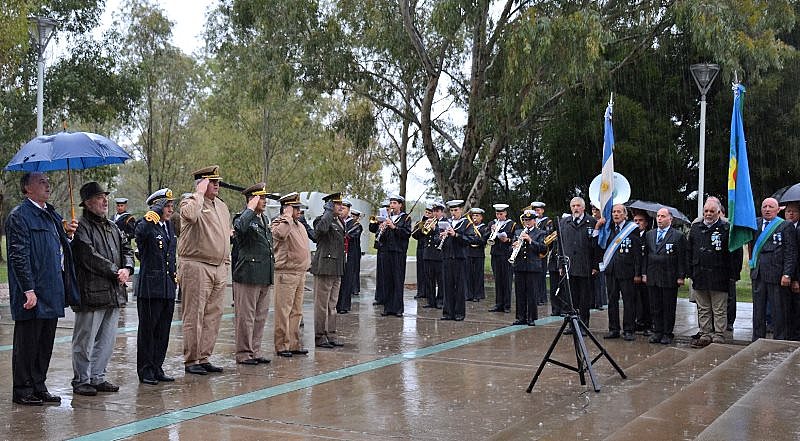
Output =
[
  {"x1": 549, "y1": 270, "x2": 563, "y2": 315},
  {"x1": 467, "y1": 256, "x2": 486, "y2": 300},
  {"x1": 491, "y1": 254, "x2": 512, "y2": 310},
  {"x1": 415, "y1": 254, "x2": 426, "y2": 298},
  {"x1": 12, "y1": 318, "x2": 57, "y2": 399},
  {"x1": 648, "y1": 286, "x2": 678, "y2": 337},
  {"x1": 337, "y1": 275, "x2": 351, "y2": 312},
  {"x1": 567, "y1": 276, "x2": 592, "y2": 326},
  {"x1": 443, "y1": 258, "x2": 468, "y2": 319},
  {"x1": 535, "y1": 272, "x2": 547, "y2": 304},
  {"x1": 383, "y1": 252, "x2": 406, "y2": 315},
  {"x1": 374, "y1": 251, "x2": 386, "y2": 304},
  {"x1": 137, "y1": 298, "x2": 175, "y2": 380},
  {"x1": 514, "y1": 271, "x2": 540, "y2": 323},
  {"x1": 634, "y1": 283, "x2": 652, "y2": 330},
  {"x1": 425, "y1": 260, "x2": 444, "y2": 307},
  {"x1": 727, "y1": 279, "x2": 737, "y2": 329},
  {"x1": 606, "y1": 274, "x2": 636, "y2": 333},
  {"x1": 752, "y1": 279, "x2": 791, "y2": 340},
  {"x1": 337, "y1": 254, "x2": 359, "y2": 311}
]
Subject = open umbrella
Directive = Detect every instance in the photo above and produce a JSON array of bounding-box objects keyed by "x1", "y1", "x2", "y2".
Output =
[
  {"x1": 5, "y1": 131, "x2": 131, "y2": 218},
  {"x1": 777, "y1": 183, "x2": 800, "y2": 205},
  {"x1": 625, "y1": 199, "x2": 691, "y2": 225}
]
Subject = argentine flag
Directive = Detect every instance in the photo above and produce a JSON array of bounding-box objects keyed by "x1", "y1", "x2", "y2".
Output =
[{"x1": 598, "y1": 99, "x2": 615, "y2": 249}]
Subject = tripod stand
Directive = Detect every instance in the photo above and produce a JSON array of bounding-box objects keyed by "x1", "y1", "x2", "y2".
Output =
[{"x1": 526, "y1": 220, "x2": 626, "y2": 393}]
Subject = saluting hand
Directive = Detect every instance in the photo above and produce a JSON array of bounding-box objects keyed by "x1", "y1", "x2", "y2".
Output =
[
  {"x1": 247, "y1": 195, "x2": 260, "y2": 210},
  {"x1": 281, "y1": 205, "x2": 293, "y2": 217},
  {"x1": 195, "y1": 178, "x2": 209, "y2": 194}
]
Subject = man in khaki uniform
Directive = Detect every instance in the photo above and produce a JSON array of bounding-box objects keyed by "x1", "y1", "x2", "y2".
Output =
[
  {"x1": 271, "y1": 192, "x2": 311, "y2": 357},
  {"x1": 178, "y1": 165, "x2": 232, "y2": 375}
]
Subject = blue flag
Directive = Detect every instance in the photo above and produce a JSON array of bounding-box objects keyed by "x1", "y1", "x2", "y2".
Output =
[
  {"x1": 727, "y1": 84, "x2": 757, "y2": 251},
  {"x1": 598, "y1": 102, "x2": 615, "y2": 249}
]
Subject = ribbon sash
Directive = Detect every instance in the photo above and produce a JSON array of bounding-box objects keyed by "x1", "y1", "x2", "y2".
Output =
[
  {"x1": 600, "y1": 221, "x2": 638, "y2": 271},
  {"x1": 749, "y1": 217, "x2": 785, "y2": 269}
]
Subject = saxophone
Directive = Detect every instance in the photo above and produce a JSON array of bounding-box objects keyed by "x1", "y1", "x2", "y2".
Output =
[
  {"x1": 508, "y1": 227, "x2": 531, "y2": 264},
  {"x1": 486, "y1": 222, "x2": 501, "y2": 246}
]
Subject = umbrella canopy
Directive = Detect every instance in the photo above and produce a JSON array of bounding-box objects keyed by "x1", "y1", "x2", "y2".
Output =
[
  {"x1": 625, "y1": 199, "x2": 691, "y2": 225},
  {"x1": 5, "y1": 131, "x2": 130, "y2": 172},
  {"x1": 778, "y1": 183, "x2": 800, "y2": 205}
]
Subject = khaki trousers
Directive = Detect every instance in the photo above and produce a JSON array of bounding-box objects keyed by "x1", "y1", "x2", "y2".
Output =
[
  {"x1": 273, "y1": 271, "x2": 306, "y2": 352},
  {"x1": 314, "y1": 275, "x2": 341, "y2": 344},
  {"x1": 694, "y1": 288, "x2": 728, "y2": 340},
  {"x1": 233, "y1": 282, "x2": 272, "y2": 362},
  {"x1": 179, "y1": 260, "x2": 228, "y2": 365}
]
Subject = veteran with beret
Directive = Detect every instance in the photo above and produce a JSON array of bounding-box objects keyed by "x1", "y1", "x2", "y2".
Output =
[{"x1": 178, "y1": 165, "x2": 232, "y2": 375}]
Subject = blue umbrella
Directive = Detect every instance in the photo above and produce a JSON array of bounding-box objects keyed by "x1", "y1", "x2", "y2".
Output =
[{"x1": 5, "y1": 131, "x2": 131, "y2": 218}]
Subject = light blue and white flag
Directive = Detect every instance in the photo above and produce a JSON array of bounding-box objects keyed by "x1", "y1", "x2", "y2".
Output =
[{"x1": 598, "y1": 97, "x2": 615, "y2": 249}]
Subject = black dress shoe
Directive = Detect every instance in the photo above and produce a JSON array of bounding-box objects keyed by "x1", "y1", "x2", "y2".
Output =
[
  {"x1": 380, "y1": 312, "x2": 390, "y2": 316},
  {"x1": 13, "y1": 395, "x2": 43, "y2": 406},
  {"x1": 199, "y1": 363, "x2": 223, "y2": 373},
  {"x1": 488, "y1": 307, "x2": 503, "y2": 312},
  {"x1": 155, "y1": 373, "x2": 175, "y2": 382},
  {"x1": 648, "y1": 334, "x2": 663, "y2": 344},
  {"x1": 254, "y1": 357, "x2": 271, "y2": 364},
  {"x1": 34, "y1": 391, "x2": 61, "y2": 403},
  {"x1": 140, "y1": 377, "x2": 159, "y2": 385},
  {"x1": 660, "y1": 335, "x2": 672, "y2": 345},
  {"x1": 623, "y1": 332, "x2": 635, "y2": 341},
  {"x1": 454, "y1": 316, "x2": 465, "y2": 321},
  {"x1": 329, "y1": 341, "x2": 344, "y2": 347},
  {"x1": 316, "y1": 342, "x2": 335, "y2": 349},
  {"x1": 185, "y1": 364, "x2": 208, "y2": 375},
  {"x1": 337, "y1": 310, "x2": 348, "y2": 314},
  {"x1": 395, "y1": 313, "x2": 404, "y2": 317},
  {"x1": 604, "y1": 331, "x2": 621, "y2": 339},
  {"x1": 504, "y1": 309, "x2": 511, "y2": 313},
  {"x1": 528, "y1": 322, "x2": 536, "y2": 326},
  {"x1": 290, "y1": 349, "x2": 309, "y2": 355},
  {"x1": 277, "y1": 351, "x2": 293, "y2": 357},
  {"x1": 512, "y1": 320, "x2": 527, "y2": 325},
  {"x1": 237, "y1": 359, "x2": 259, "y2": 365},
  {"x1": 93, "y1": 381, "x2": 119, "y2": 392},
  {"x1": 422, "y1": 304, "x2": 436, "y2": 308},
  {"x1": 372, "y1": 302, "x2": 383, "y2": 306},
  {"x1": 563, "y1": 328, "x2": 575, "y2": 335},
  {"x1": 440, "y1": 316, "x2": 454, "y2": 321}
]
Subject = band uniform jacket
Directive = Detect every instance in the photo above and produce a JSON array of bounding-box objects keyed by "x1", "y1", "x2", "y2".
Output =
[
  {"x1": 642, "y1": 227, "x2": 687, "y2": 288},
  {"x1": 604, "y1": 221, "x2": 642, "y2": 280},
  {"x1": 114, "y1": 211, "x2": 136, "y2": 242},
  {"x1": 468, "y1": 223, "x2": 489, "y2": 258},
  {"x1": 232, "y1": 208, "x2": 275, "y2": 286},
  {"x1": 370, "y1": 211, "x2": 412, "y2": 253},
  {"x1": 750, "y1": 217, "x2": 798, "y2": 284},
  {"x1": 344, "y1": 217, "x2": 363, "y2": 260},
  {"x1": 412, "y1": 216, "x2": 429, "y2": 259},
  {"x1": 135, "y1": 218, "x2": 177, "y2": 299},
  {"x1": 511, "y1": 227, "x2": 548, "y2": 272},
  {"x1": 557, "y1": 215, "x2": 599, "y2": 277},
  {"x1": 488, "y1": 219, "x2": 516, "y2": 257},
  {"x1": 311, "y1": 208, "x2": 346, "y2": 276},
  {"x1": 687, "y1": 218, "x2": 742, "y2": 292},
  {"x1": 441, "y1": 218, "x2": 481, "y2": 259},
  {"x1": 419, "y1": 219, "x2": 444, "y2": 261}
]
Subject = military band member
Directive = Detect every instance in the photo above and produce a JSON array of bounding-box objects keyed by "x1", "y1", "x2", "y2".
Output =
[
  {"x1": 440, "y1": 200, "x2": 480, "y2": 321},
  {"x1": 312, "y1": 192, "x2": 346, "y2": 348},
  {"x1": 750, "y1": 197, "x2": 797, "y2": 341},
  {"x1": 511, "y1": 210, "x2": 548, "y2": 326},
  {"x1": 419, "y1": 202, "x2": 446, "y2": 309},
  {"x1": 558, "y1": 197, "x2": 599, "y2": 331},
  {"x1": 601, "y1": 204, "x2": 642, "y2": 341},
  {"x1": 467, "y1": 208, "x2": 488, "y2": 302},
  {"x1": 642, "y1": 208, "x2": 688, "y2": 345},
  {"x1": 375, "y1": 195, "x2": 412, "y2": 317},
  {"x1": 532, "y1": 201, "x2": 553, "y2": 306},
  {"x1": 135, "y1": 189, "x2": 177, "y2": 384},
  {"x1": 488, "y1": 204, "x2": 516, "y2": 313},
  {"x1": 412, "y1": 206, "x2": 433, "y2": 300},
  {"x1": 337, "y1": 202, "x2": 363, "y2": 314},
  {"x1": 113, "y1": 197, "x2": 136, "y2": 245},
  {"x1": 688, "y1": 197, "x2": 742, "y2": 347},
  {"x1": 369, "y1": 199, "x2": 391, "y2": 306}
]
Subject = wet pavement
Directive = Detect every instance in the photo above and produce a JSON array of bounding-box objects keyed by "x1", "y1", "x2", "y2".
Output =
[{"x1": 0, "y1": 279, "x2": 796, "y2": 440}]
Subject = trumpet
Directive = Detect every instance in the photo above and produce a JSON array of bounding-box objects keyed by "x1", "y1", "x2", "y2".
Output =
[
  {"x1": 508, "y1": 227, "x2": 531, "y2": 264},
  {"x1": 539, "y1": 231, "x2": 558, "y2": 258},
  {"x1": 486, "y1": 223, "x2": 500, "y2": 246},
  {"x1": 422, "y1": 217, "x2": 437, "y2": 234}
]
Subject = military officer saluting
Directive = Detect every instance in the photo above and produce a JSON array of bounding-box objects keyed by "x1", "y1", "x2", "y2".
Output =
[
  {"x1": 440, "y1": 199, "x2": 480, "y2": 321},
  {"x1": 511, "y1": 210, "x2": 548, "y2": 326},
  {"x1": 488, "y1": 203, "x2": 516, "y2": 313},
  {"x1": 114, "y1": 197, "x2": 136, "y2": 245},
  {"x1": 467, "y1": 207, "x2": 489, "y2": 302}
]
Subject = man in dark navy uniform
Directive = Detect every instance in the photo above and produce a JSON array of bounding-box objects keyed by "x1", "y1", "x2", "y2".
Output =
[
  {"x1": 416, "y1": 202, "x2": 446, "y2": 309},
  {"x1": 467, "y1": 207, "x2": 488, "y2": 302},
  {"x1": 511, "y1": 210, "x2": 547, "y2": 326},
  {"x1": 488, "y1": 204, "x2": 516, "y2": 313},
  {"x1": 374, "y1": 195, "x2": 412, "y2": 317},
  {"x1": 412, "y1": 205, "x2": 433, "y2": 300},
  {"x1": 440, "y1": 200, "x2": 480, "y2": 321},
  {"x1": 369, "y1": 199, "x2": 390, "y2": 306},
  {"x1": 337, "y1": 202, "x2": 363, "y2": 314}
]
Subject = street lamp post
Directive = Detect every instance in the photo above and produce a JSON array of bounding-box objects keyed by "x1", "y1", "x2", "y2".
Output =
[
  {"x1": 690, "y1": 62, "x2": 720, "y2": 219},
  {"x1": 28, "y1": 16, "x2": 58, "y2": 137}
]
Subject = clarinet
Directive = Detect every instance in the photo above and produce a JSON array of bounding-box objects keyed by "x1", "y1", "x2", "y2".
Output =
[{"x1": 508, "y1": 227, "x2": 531, "y2": 264}]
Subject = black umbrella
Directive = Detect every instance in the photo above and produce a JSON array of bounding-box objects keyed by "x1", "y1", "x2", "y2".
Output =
[
  {"x1": 778, "y1": 183, "x2": 800, "y2": 204},
  {"x1": 625, "y1": 200, "x2": 691, "y2": 225},
  {"x1": 771, "y1": 185, "x2": 791, "y2": 202}
]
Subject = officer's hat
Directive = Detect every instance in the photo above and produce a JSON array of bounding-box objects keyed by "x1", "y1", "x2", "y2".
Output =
[
  {"x1": 279, "y1": 192, "x2": 302, "y2": 206},
  {"x1": 493, "y1": 203, "x2": 509, "y2": 212},
  {"x1": 446, "y1": 199, "x2": 465, "y2": 208},
  {"x1": 79, "y1": 182, "x2": 109, "y2": 207},
  {"x1": 432, "y1": 201, "x2": 446, "y2": 210},
  {"x1": 242, "y1": 182, "x2": 268, "y2": 198},
  {"x1": 469, "y1": 207, "x2": 485, "y2": 215},
  {"x1": 351, "y1": 209, "x2": 362, "y2": 217},
  {"x1": 389, "y1": 194, "x2": 405, "y2": 204},
  {"x1": 322, "y1": 192, "x2": 343, "y2": 203},
  {"x1": 531, "y1": 201, "x2": 545, "y2": 209},
  {"x1": 146, "y1": 188, "x2": 174, "y2": 206},
  {"x1": 342, "y1": 199, "x2": 352, "y2": 207},
  {"x1": 424, "y1": 203, "x2": 434, "y2": 211},
  {"x1": 114, "y1": 197, "x2": 128, "y2": 204},
  {"x1": 192, "y1": 165, "x2": 221, "y2": 181},
  {"x1": 521, "y1": 209, "x2": 536, "y2": 221}
]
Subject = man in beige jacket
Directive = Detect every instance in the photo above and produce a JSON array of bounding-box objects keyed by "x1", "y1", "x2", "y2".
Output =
[
  {"x1": 271, "y1": 192, "x2": 311, "y2": 357},
  {"x1": 178, "y1": 165, "x2": 232, "y2": 375}
]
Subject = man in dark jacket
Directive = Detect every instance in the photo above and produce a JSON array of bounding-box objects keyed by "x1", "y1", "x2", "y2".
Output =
[
  {"x1": 7, "y1": 172, "x2": 79, "y2": 405},
  {"x1": 337, "y1": 202, "x2": 363, "y2": 313},
  {"x1": 642, "y1": 208, "x2": 687, "y2": 345},
  {"x1": 71, "y1": 182, "x2": 135, "y2": 396},
  {"x1": 440, "y1": 199, "x2": 480, "y2": 321},
  {"x1": 511, "y1": 210, "x2": 548, "y2": 326},
  {"x1": 467, "y1": 208, "x2": 489, "y2": 302},
  {"x1": 488, "y1": 204, "x2": 516, "y2": 313},
  {"x1": 312, "y1": 192, "x2": 346, "y2": 348},
  {"x1": 688, "y1": 197, "x2": 742, "y2": 347},
  {"x1": 602, "y1": 204, "x2": 642, "y2": 341},
  {"x1": 558, "y1": 197, "x2": 599, "y2": 330},
  {"x1": 232, "y1": 183, "x2": 275, "y2": 364},
  {"x1": 135, "y1": 188, "x2": 177, "y2": 384},
  {"x1": 374, "y1": 195, "x2": 412, "y2": 317},
  {"x1": 417, "y1": 202, "x2": 446, "y2": 309}
]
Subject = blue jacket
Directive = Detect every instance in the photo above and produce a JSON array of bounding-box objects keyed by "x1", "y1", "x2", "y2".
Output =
[{"x1": 6, "y1": 199, "x2": 79, "y2": 320}]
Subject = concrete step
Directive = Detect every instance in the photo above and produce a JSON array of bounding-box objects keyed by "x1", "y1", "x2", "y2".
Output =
[
  {"x1": 605, "y1": 339, "x2": 800, "y2": 441},
  {"x1": 695, "y1": 343, "x2": 800, "y2": 441},
  {"x1": 491, "y1": 343, "x2": 738, "y2": 440}
]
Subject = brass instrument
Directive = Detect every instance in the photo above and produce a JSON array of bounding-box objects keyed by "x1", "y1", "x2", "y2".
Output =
[
  {"x1": 508, "y1": 226, "x2": 531, "y2": 264},
  {"x1": 422, "y1": 217, "x2": 437, "y2": 234},
  {"x1": 539, "y1": 231, "x2": 558, "y2": 258},
  {"x1": 486, "y1": 222, "x2": 501, "y2": 246}
]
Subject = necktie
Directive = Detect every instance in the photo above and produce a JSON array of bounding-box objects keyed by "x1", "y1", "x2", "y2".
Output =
[
  {"x1": 657, "y1": 229, "x2": 665, "y2": 243},
  {"x1": 614, "y1": 224, "x2": 621, "y2": 235},
  {"x1": 574, "y1": 217, "x2": 580, "y2": 226},
  {"x1": 763, "y1": 220, "x2": 770, "y2": 231}
]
